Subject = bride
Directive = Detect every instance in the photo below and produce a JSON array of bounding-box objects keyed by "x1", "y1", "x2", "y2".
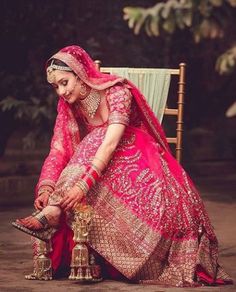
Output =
[{"x1": 13, "y1": 45, "x2": 232, "y2": 286}]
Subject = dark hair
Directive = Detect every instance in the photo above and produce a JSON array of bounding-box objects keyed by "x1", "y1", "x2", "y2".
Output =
[
  {"x1": 47, "y1": 58, "x2": 76, "y2": 75},
  {"x1": 47, "y1": 58, "x2": 69, "y2": 68}
]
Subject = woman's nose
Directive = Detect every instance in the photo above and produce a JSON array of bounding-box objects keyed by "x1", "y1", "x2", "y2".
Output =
[{"x1": 57, "y1": 86, "x2": 66, "y2": 96}]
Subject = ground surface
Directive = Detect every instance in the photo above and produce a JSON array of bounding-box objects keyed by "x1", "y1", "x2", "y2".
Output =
[{"x1": 0, "y1": 175, "x2": 236, "y2": 292}]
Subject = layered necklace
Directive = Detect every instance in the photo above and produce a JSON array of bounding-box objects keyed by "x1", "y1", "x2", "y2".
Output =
[{"x1": 79, "y1": 88, "x2": 101, "y2": 119}]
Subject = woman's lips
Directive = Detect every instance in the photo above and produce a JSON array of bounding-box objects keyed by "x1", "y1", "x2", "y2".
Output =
[{"x1": 63, "y1": 95, "x2": 71, "y2": 101}]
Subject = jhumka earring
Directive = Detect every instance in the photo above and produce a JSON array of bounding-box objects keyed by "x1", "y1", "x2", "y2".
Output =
[{"x1": 78, "y1": 80, "x2": 88, "y2": 97}]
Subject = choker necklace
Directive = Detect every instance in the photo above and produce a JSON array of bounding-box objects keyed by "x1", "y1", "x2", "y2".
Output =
[{"x1": 79, "y1": 89, "x2": 101, "y2": 118}]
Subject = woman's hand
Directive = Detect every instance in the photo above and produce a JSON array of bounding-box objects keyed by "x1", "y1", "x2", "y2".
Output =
[
  {"x1": 60, "y1": 186, "x2": 84, "y2": 212},
  {"x1": 34, "y1": 192, "x2": 50, "y2": 210}
]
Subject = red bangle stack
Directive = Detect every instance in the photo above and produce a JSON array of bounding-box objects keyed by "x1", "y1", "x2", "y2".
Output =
[{"x1": 75, "y1": 164, "x2": 101, "y2": 195}]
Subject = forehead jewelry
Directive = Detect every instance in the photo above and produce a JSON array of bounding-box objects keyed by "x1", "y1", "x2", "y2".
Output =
[
  {"x1": 46, "y1": 60, "x2": 73, "y2": 84},
  {"x1": 46, "y1": 66, "x2": 56, "y2": 84}
]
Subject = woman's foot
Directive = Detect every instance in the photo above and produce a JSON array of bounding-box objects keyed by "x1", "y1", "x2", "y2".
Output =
[
  {"x1": 16, "y1": 205, "x2": 61, "y2": 230},
  {"x1": 16, "y1": 216, "x2": 43, "y2": 230},
  {"x1": 12, "y1": 210, "x2": 58, "y2": 242}
]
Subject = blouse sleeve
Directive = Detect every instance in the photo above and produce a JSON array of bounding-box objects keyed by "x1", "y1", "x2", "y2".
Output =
[
  {"x1": 35, "y1": 98, "x2": 80, "y2": 195},
  {"x1": 106, "y1": 84, "x2": 132, "y2": 126}
]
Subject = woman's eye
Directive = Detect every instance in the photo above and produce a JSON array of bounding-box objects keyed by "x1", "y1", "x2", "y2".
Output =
[{"x1": 61, "y1": 80, "x2": 68, "y2": 86}]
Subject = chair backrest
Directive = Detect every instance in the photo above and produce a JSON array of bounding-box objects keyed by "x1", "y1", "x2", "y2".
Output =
[{"x1": 94, "y1": 61, "x2": 186, "y2": 163}]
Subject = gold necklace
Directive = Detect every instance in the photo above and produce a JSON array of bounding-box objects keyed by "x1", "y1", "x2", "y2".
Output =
[{"x1": 79, "y1": 89, "x2": 101, "y2": 118}]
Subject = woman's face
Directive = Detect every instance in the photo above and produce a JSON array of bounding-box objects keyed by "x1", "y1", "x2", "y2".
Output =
[{"x1": 49, "y1": 70, "x2": 85, "y2": 104}]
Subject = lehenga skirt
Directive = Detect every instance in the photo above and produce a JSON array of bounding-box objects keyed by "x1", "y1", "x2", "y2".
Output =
[{"x1": 47, "y1": 125, "x2": 232, "y2": 286}]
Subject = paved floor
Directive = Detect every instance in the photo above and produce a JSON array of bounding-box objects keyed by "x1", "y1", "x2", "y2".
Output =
[{"x1": 0, "y1": 175, "x2": 236, "y2": 292}]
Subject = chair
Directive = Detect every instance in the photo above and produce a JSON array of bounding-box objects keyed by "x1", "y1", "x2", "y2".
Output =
[{"x1": 94, "y1": 61, "x2": 186, "y2": 163}]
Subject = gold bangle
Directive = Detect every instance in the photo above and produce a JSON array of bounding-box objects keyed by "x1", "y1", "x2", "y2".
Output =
[
  {"x1": 75, "y1": 180, "x2": 89, "y2": 195},
  {"x1": 38, "y1": 180, "x2": 55, "y2": 190},
  {"x1": 38, "y1": 185, "x2": 54, "y2": 191},
  {"x1": 91, "y1": 164, "x2": 102, "y2": 176},
  {"x1": 93, "y1": 156, "x2": 107, "y2": 168},
  {"x1": 38, "y1": 187, "x2": 54, "y2": 196}
]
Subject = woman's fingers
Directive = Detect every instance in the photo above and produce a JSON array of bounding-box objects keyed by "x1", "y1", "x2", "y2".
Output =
[
  {"x1": 42, "y1": 195, "x2": 49, "y2": 208},
  {"x1": 64, "y1": 198, "x2": 77, "y2": 211},
  {"x1": 60, "y1": 191, "x2": 84, "y2": 211},
  {"x1": 61, "y1": 197, "x2": 72, "y2": 207},
  {"x1": 34, "y1": 199, "x2": 43, "y2": 210},
  {"x1": 63, "y1": 195, "x2": 83, "y2": 211},
  {"x1": 73, "y1": 201, "x2": 78, "y2": 209},
  {"x1": 64, "y1": 204, "x2": 72, "y2": 212},
  {"x1": 64, "y1": 199, "x2": 76, "y2": 211},
  {"x1": 34, "y1": 193, "x2": 50, "y2": 209},
  {"x1": 60, "y1": 196, "x2": 69, "y2": 206},
  {"x1": 61, "y1": 196, "x2": 74, "y2": 209},
  {"x1": 34, "y1": 200, "x2": 39, "y2": 209}
]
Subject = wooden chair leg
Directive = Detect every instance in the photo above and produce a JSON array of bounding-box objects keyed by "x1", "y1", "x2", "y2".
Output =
[{"x1": 176, "y1": 63, "x2": 186, "y2": 162}]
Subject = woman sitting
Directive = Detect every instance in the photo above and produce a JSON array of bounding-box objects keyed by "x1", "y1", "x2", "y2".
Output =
[{"x1": 13, "y1": 45, "x2": 232, "y2": 286}]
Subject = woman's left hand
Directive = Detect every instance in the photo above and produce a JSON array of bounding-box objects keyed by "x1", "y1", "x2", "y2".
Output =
[{"x1": 60, "y1": 186, "x2": 84, "y2": 212}]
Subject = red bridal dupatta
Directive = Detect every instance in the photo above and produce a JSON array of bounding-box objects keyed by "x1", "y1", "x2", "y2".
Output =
[{"x1": 35, "y1": 46, "x2": 232, "y2": 286}]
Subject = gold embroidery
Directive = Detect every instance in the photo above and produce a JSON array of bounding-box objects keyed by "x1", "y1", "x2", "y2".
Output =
[{"x1": 50, "y1": 52, "x2": 124, "y2": 90}]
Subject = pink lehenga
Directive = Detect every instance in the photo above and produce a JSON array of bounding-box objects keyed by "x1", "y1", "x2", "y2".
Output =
[{"x1": 33, "y1": 45, "x2": 232, "y2": 286}]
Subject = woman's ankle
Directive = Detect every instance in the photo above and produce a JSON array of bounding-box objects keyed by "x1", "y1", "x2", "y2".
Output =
[{"x1": 42, "y1": 206, "x2": 61, "y2": 226}]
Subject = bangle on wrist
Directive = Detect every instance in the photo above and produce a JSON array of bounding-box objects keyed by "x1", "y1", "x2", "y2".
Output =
[
  {"x1": 37, "y1": 186, "x2": 54, "y2": 197},
  {"x1": 38, "y1": 180, "x2": 55, "y2": 191},
  {"x1": 91, "y1": 156, "x2": 107, "y2": 169},
  {"x1": 75, "y1": 180, "x2": 89, "y2": 195},
  {"x1": 75, "y1": 164, "x2": 101, "y2": 195},
  {"x1": 91, "y1": 164, "x2": 102, "y2": 176}
]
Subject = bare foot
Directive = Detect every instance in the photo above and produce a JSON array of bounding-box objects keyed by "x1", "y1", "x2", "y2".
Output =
[{"x1": 16, "y1": 216, "x2": 43, "y2": 230}]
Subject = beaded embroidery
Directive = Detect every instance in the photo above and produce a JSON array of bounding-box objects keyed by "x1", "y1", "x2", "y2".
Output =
[{"x1": 106, "y1": 84, "x2": 132, "y2": 126}]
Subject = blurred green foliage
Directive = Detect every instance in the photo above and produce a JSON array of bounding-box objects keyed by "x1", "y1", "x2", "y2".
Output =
[
  {"x1": 0, "y1": 95, "x2": 56, "y2": 149},
  {"x1": 0, "y1": 68, "x2": 57, "y2": 149},
  {"x1": 1, "y1": 0, "x2": 236, "y2": 158},
  {"x1": 123, "y1": 0, "x2": 236, "y2": 75},
  {"x1": 0, "y1": 0, "x2": 84, "y2": 150},
  {"x1": 0, "y1": 1, "x2": 161, "y2": 152}
]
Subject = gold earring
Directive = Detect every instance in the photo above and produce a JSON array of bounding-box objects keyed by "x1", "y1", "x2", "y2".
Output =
[{"x1": 79, "y1": 81, "x2": 88, "y2": 97}]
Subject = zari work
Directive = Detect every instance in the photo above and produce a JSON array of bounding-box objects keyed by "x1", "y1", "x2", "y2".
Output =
[{"x1": 34, "y1": 45, "x2": 232, "y2": 287}]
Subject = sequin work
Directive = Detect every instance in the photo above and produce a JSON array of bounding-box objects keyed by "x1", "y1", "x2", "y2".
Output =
[
  {"x1": 106, "y1": 84, "x2": 132, "y2": 126},
  {"x1": 47, "y1": 123, "x2": 231, "y2": 286},
  {"x1": 35, "y1": 45, "x2": 232, "y2": 286}
]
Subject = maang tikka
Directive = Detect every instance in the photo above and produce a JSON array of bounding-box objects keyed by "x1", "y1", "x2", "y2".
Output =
[{"x1": 46, "y1": 60, "x2": 72, "y2": 84}]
